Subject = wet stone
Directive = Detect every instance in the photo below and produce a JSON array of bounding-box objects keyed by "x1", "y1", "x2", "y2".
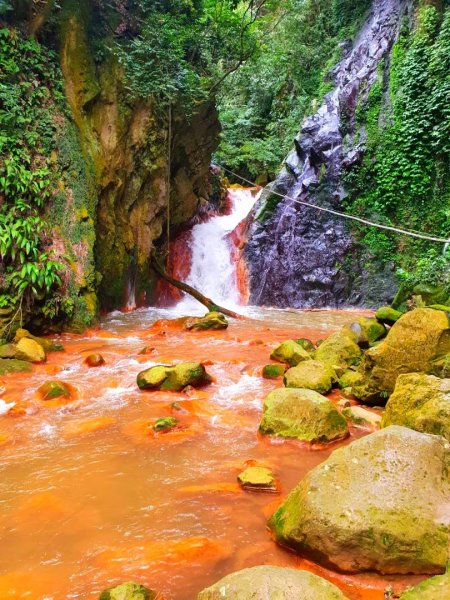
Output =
[
  {"x1": 237, "y1": 466, "x2": 276, "y2": 492},
  {"x1": 262, "y1": 363, "x2": 285, "y2": 379},
  {"x1": 99, "y1": 581, "x2": 158, "y2": 600},
  {"x1": 270, "y1": 340, "x2": 311, "y2": 367},
  {"x1": 0, "y1": 359, "x2": 32, "y2": 374},
  {"x1": 153, "y1": 417, "x2": 178, "y2": 431},
  {"x1": 84, "y1": 353, "x2": 106, "y2": 367},
  {"x1": 37, "y1": 380, "x2": 71, "y2": 401}
]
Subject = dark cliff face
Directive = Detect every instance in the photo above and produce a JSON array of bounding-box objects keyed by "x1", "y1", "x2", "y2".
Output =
[{"x1": 245, "y1": 0, "x2": 412, "y2": 309}]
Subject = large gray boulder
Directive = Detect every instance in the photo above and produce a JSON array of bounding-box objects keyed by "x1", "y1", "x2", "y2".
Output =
[
  {"x1": 382, "y1": 373, "x2": 450, "y2": 441},
  {"x1": 197, "y1": 566, "x2": 350, "y2": 599},
  {"x1": 269, "y1": 426, "x2": 450, "y2": 574}
]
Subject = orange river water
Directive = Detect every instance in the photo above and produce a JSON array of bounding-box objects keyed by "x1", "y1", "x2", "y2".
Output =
[{"x1": 0, "y1": 306, "x2": 428, "y2": 599}]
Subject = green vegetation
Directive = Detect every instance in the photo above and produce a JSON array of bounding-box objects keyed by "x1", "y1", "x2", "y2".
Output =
[
  {"x1": 343, "y1": 4, "x2": 450, "y2": 292},
  {"x1": 215, "y1": 0, "x2": 371, "y2": 178},
  {"x1": 0, "y1": 26, "x2": 64, "y2": 330}
]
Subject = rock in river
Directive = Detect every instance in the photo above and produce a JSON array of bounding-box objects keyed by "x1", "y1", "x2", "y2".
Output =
[
  {"x1": 382, "y1": 373, "x2": 450, "y2": 441},
  {"x1": 314, "y1": 329, "x2": 362, "y2": 370},
  {"x1": 197, "y1": 565, "x2": 350, "y2": 599},
  {"x1": 269, "y1": 426, "x2": 450, "y2": 574},
  {"x1": 259, "y1": 388, "x2": 348, "y2": 443},
  {"x1": 184, "y1": 311, "x2": 228, "y2": 331},
  {"x1": 400, "y1": 569, "x2": 450, "y2": 599},
  {"x1": 16, "y1": 337, "x2": 46, "y2": 363},
  {"x1": 137, "y1": 362, "x2": 211, "y2": 392},
  {"x1": 270, "y1": 340, "x2": 311, "y2": 367},
  {"x1": 284, "y1": 360, "x2": 337, "y2": 394},
  {"x1": 353, "y1": 308, "x2": 450, "y2": 405},
  {"x1": 99, "y1": 581, "x2": 157, "y2": 600}
]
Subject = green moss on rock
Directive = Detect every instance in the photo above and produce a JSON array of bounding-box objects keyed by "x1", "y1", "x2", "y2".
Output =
[
  {"x1": 99, "y1": 582, "x2": 157, "y2": 600},
  {"x1": 270, "y1": 340, "x2": 311, "y2": 367},
  {"x1": 314, "y1": 329, "x2": 362, "y2": 369},
  {"x1": 375, "y1": 306, "x2": 403, "y2": 325},
  {"x1": 400, "y1": 569, "x2": 450, "y2": 599},
  {"x1": 184, "y1": 312, "x2": 228, "y2": 330},
  {"x1": 284, "y1": 360, "x2": 337, "y2": 394},
  {"x1": 262, "y1": 363, "x2": 286, "y2": 379},
  {"x1": 0, "y1": 359, "x2": 33, "y2": 374},
  {"x1": 137, "y1": 363, "x2": 211, "y2": 392},
  {"x1": 260, "y1": 388, "x2": 348, "y2": 443}
]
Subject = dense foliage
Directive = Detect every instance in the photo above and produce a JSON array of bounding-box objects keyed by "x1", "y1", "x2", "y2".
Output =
[
  {"x1": 215, "y1": 0, "x2": 371, "y2": 178},
  {"x1": 343, "y1": 4, "x2": 450, "y2": 290},
  {"x1": 0, "y1": 26, "x2": 64, "y2": 327}
]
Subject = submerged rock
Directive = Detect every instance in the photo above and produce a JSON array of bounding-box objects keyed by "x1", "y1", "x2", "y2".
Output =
[
  {"x1": 237, "y1": 466, "x2": 276, "y2": 491},
  {"x1": 400, "y1": 569, "x2": 450, "y2": 599},
  {"x1": 16, "y1": 337, "x2": 46, "y2": 363},
  {"x1": 137, "y1": 363, "x2": 211, "y2": 392},
  {"x1": 314, "y1": 330, "x2": 362, "y2": 369},
  {"x1": 269, "y1": 426, "x2": 450, "y2": 574},
  {"x1": 375, "y1": 306, "x2": 403, "y2": 326},
  {"x1": 197, "y1": 565, "x2": 349, "y2": 599},
  {"x1": 0, "y1": 359, "x2": 32, "y2": 374},
  {"x1": 284, "y1": 360, "x2": 336, "y2": 394},
  {"x1": 85, "y1": 353, "x2": 105, "y2": 367},
  {"x1": 37, "y1": 380, "x2": 71, "y2": 401},
  {"x1": 184, "y1": 311, "x2": 228, "y2": 331},
  {"x1": 382, "y1": 373, "x2": 450, "y2": 441},
  {"x1": 260, "y1": 388, "x2": 348, "y2": 443},
  {"x1": 99, "y1": 582, "x2": 157, "y2": 600},
  {"x1": 270, "y1": 340, "x2": 311, "y2": 367},
  {"x1": 353, "y1": 308, "x2": 450, "y2": 405},
  {"x1": 262, "y1": 363, "x2": 286, "y2": 379},
  {"x1": 153, "y1": 417, "x2": 178, "y2": 431}
]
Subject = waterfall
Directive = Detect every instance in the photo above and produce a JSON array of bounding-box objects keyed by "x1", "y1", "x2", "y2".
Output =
[{"x1": 177, "y1": 188, "x2": 260, "y2": 312}]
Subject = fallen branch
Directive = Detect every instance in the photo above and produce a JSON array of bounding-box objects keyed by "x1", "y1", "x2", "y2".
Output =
[{"x1": 151, "y1": 254, "x2": 245, "y2": 320}]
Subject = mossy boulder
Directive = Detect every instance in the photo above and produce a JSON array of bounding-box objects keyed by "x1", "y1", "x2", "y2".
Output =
[
  {"x1": 400, "y1": 569, "x2": 450, "y2": 599},
  {"x1": 37, "y1": 380, "x2": 71, "y2": 400},
  {"x1": 153, "y1": 417, "x2": 178, "y2": 431},
  {"x1": 137, "y1": 363, "x2": 211, "y2": 392},
  {"x1": 338, "y1": 370, "x2": 364, "y2": 390},
  {"x1": 349, "y1": 318, "x2": 387, "y2": 347},
  {"x1": 342, "y1": 406, "x2": 381, "y2": 427},
  {"x1": 260, "y1": 388, "x2": 348, "y2": 443},
  {"x1": 237, "y1": 466, "x2": 276, "y2": 491},
  {"x1": 99, "y1": 582, "x2": 157, "y2": 600},
  {"x1": 197, "y1": 566, "x2": 350, "y2": 600},
  {"x1": 0, "y1": 343, "x2": 28, "y2": 360},
  {"x1": 262, "y1": 363, "x2": 286, "y2": 379},
  {"x1": 269, "y1": 426, "x2": 450, "y2": 574},
  {"x1": 284, "y1": 360, "x2": 336, "y2": 394},
  {"x1": 14, "y1": 328, "x2": 64, "y2": 352},
  {"x1": 353, "y1": 309, "x2": 450, "y2": 405},
  {"x1": 184, "y1": 311, "x2": 228, "y2": 330},
  {"x1": 16, "y1": 338, "x2": 46, "y2": 363},
  {"x1": 295, "y1": 338, "x2": 316, "y2": 353},
  {"x1": 314, "y1": 330, "x2": 362, "y2": 369},
  {"x1": 0, "y1": 359, "x2": 32, "y2": 374},
  {"x1": 270, "y1": 340, "x2": 311, "y2": 367},
  {"x1": 392, "y1": 283, "x2": 449, "y2": 313},
  {"x1": 382, "y1": 373, "x2": 450, "y2": 441},
  {"x1": 375, "y1": 306, "x2": 403, "y2": 326}
]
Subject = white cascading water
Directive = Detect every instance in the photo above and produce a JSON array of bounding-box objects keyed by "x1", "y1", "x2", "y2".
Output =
[{"x1": 177, "y1": 188, "x2": 261, "y2": 313}]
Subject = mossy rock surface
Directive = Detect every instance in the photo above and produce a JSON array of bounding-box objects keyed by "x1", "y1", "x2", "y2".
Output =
[
  {"x1": 428, "y1": 304, "x2": 450, "y2": 313},
  {"x1": 260, "y1": 388, "x2": 348, "y2": 443},
  {"x1": 14, "y1": 329, "x2": 64, "y2": 352},
  {"x1": 338, "y1": 370, "x2": 364, "y2": 390},
  {"x1": 197, "y1": 565, "x2": 350, "y2": 599},
  {"x1": 392, "y1": 283, "x2": 449, "y2": 312},
  {"x1": 295, "y1": 338, "x2": 316, "y2": 353},
  {"x1": 353, "y1": 309, "x2": 450, "y2": 405},
  {"x1": 184, "y1": 311, "x2": 228, "y2": 331},
  {"x1": 269, "y1": 426, "x2": 450, "y2": 574},
  {"x1": 16, "y1": 338, "x2": 46, "y2": 363},
  {"x1": 38, "y1": 380, "x2": 71, "y2": 400},
  {"x1": 342, "y1": 406, "x2": 381, "y2": 427},
  {"x1": 0, "y1": 343, "x2": 28, "y2": 361},
  {"x1": 99, "y1": 581, "x2": 157, "y2": 600},
  {"x1": 400, "y1": 570, "x2": 450, "y2": 599},
  {"x1": 270, "y1": 340, "x2": 311, "y2": 367},
  {"x1": 237, "y1": 466, "x2": 275, "y2": 489},
  {"x1": 284, "y1": 360, "x2": 336, "y2": 394},
  {"x1": 85, "y1": 353, "x2": 105, "y2": 367},
  {"x1": 153, "y1": 417, "x2": 178, "y2": 431},
  {"x1": 375, "y1": 307, "x2": 403, "y2": 326},
  {"x1": 137, "y1": 363, "x2": 211, "y2": 392},
  {"x1": 314, "y1": 330, "x2": 362, "y2": 369},
  {"x1": 262, "y1": 363, "x2": 285, "y2": 379},
  {"x1": 0, "y1": 359, "x2": 32, "y2": 374},
  {"x1": 349, "y1": 318, "x2": 387, "y2": 347},
  {"x1": 382, "y1": 373, "x2": 450, "y2": 441}
]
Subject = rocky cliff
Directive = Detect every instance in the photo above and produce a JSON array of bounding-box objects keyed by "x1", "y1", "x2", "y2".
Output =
[{"x1": 245, "y1": 0, "x2": 449, "y2": 308}]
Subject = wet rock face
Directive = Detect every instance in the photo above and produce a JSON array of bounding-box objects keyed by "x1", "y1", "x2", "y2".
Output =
[
  {"x1": 269, "y1": 426, "x2": 450, "y2": 575},
  {"x1": 245, "y1": 0, "x2": 410, "y2": 308},
  {"x1": 197, "y1": 565, "x2": 350, "y2": 600}
]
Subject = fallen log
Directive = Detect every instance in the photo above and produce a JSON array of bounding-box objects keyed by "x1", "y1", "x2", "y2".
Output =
[{"x1": 151, "y1": 254, "x2": 245, "y2": 320}]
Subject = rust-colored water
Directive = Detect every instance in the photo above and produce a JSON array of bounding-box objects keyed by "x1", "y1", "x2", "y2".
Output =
[{"x1": 0, "y1": 307, "x2": 426, "y2": 599}]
